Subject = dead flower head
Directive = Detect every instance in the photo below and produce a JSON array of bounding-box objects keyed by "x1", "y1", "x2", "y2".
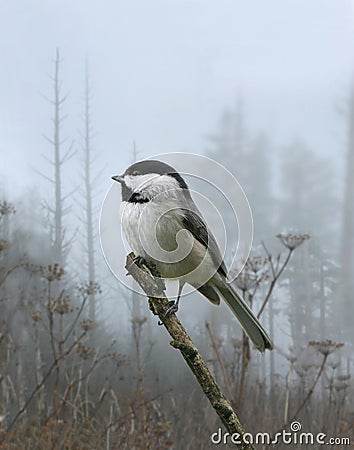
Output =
[
  {"x1": 309, "y1": 339, "x2": 344, "y2": 356},
  {"x1": 336, "y1": 374, "x2": 350, "y2": 382},
  {"x1": 39, "y1": 264, "x2": 64, "y2": 282},
  {"x1": 333, "y1": 382, "x2": 349, "y2": 392},
  {"x1": 50, "y1": 292, "x2": 73, "y2": 315},
  {"x1": 77, "y1": 281, "x2": 102, "y2": 297},
  {"x1": 32, "y1": 311, "x2": 42, "y2": 322},
  {"x1": 245, "y1": 256, "x2": 269, "y2": 274},
  {"x1": 276, "y1": 232, "x2": 310, "y2": 250},
  {"x1": 76, "y1": 342, "x2": 94, "y2": 360},
  {"x1": 80, "y1": 318, "x2": 96, "y2": 331},
  {"x1": 234, "y1": 271, "x2": 257, "y2": 292}
]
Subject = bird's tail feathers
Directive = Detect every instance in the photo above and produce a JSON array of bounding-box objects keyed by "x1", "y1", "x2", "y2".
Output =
[{"x1": 215, "y1": 281, "x2": 273, "y2": 353}]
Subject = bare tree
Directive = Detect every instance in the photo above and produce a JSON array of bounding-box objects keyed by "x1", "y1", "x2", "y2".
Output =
[
  {"x1": 338, "y1": 84, "x2": 354, "y2": 335},
  {"x1": 41, "y1": 48, "x2": 75, "y2": 264},
  {"x1": 78, "y1": 64, "x2": 98, "y2": 320}
]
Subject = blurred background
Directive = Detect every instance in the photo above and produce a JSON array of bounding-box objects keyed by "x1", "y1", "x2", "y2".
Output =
[{"x1": 0, "y1": 1, "x2": 353, "y2": 448}]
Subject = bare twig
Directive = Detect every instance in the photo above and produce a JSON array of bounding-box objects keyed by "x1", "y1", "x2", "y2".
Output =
[
  {"x1": 0, "y1": 264, "x2": 22, "y2": 287},
  {"x1": 43, "y1": 352, "x2": 108, "y2": 425},
  {"x1": 205, "y1": 321, "x2": 234, "y2": 403},
  {"x1": 257, "y1": 243, "x2": 293, "y2": 318},
  {"x1": 273, "y1": 352, "x2": 328, "y2": 437},
  {"x1": 5, "y1": 332, "x2": 86, "y2": 433},
  {"x1": 236, "y1": 332, "x2": 250, "y2": 405}
]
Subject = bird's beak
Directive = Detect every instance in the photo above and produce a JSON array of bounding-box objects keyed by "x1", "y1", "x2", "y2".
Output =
[{"x1": 111, "y1": 174, "x2": 124, "y2": 183}]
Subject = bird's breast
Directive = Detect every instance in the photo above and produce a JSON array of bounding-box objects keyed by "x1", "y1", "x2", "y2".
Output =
[
  {"x1": 120, "y1": 200, "x2": 216, "y2": 284},
  {"x1": 120, "y1": 200, "x2": 180, "y2": 255}
]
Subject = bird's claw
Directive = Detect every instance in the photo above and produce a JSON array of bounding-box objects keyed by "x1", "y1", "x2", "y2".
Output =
[
  {"x1": 164, "y1": 301, "x2": 179, "y2": 317},
  {"x1": 133, "y1": 255, "x2": 146, "y2": 267},
  {"x1": 126, "y1": 255, "x2": 146, "y2": 276}
]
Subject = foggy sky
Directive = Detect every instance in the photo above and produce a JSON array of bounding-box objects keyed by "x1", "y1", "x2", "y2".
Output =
[{"x1": 1, "y1": 0, "x2": 354, "y2": 194}]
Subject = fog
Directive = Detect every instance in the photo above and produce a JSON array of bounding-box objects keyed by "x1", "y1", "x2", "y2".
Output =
[
  {"x1": 1, "y1": 1, "x2": 353, "y2": 449},
  {"x1": 1, "y1": 1, "x2": 353, "y2": 187}
]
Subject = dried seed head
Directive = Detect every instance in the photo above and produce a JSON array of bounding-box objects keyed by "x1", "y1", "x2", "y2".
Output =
[
  {"x1": 287, "y1": 355, "x2": 297, "y2": 364},
  {"x1": 50, "y1": 292, "x2": 73, "y2": 315},
  {"x1": 336, "y1": 374, "x2": 350, "y2": 382},
  {"x1": 309, "y1": 339, "x2": 344, "y2": 356},
  {"x1": 32, "y1": 311, "x2": 42, "y2": 322},
  {"x1": 245, "y1": 256, "x2": 269, "y2": 274},
  {"x1": 80, "y1": 318, "x2": 96, "y2": 331},
  {"x1": 39, "y1": 264, "x2": 64, "y2": 282},
  {"x1": 234, "y1": 271, "x2": 257, "y2": 292},
  {"x1": 77, "y1": 281, "x2": 102, "y2": 297},
  {"x1": 76, "y1": 342, "x2": 94, "y2": 360},
  {"x1": 109, "y1": 351, "x2": 125, "y2": 366},
  {"x1": 301, "y1": 363, "x2": 314, "y2": 372},
  {"x1": 333, "y1": 382, "x2": 349, "y2": 392},
  {"x1": 276, "y1": 232, "x2": 310, "y2": 250}
]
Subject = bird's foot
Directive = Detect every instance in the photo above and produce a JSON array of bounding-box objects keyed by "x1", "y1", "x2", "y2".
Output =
[
  {"x1": 126, "y1": 255, "x2": 147, "y2": 276},
  {"x1": 133, "y1": 255, "x2": 146, "y2": 267},
  {"x1": 164, "y1": 300, "x2": 179, "y2": 317}
]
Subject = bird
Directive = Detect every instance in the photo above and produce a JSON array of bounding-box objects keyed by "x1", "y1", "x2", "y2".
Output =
[{"x1": 112, "y1": 159, "x2": 273, "y2": 352}]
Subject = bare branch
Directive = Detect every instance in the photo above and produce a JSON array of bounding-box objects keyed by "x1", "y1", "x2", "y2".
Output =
[
  {"x1": 31, "y1": 166, "x2": 55, "y2": 184},
  {"x1": 257, "y1": 247, "x2": 293, "y2": 319},
  {"x1": 6, "y1": 332, "x2": 87, "y2": 431},
  {"x1": 205, "y1": 321, "x2": 234, "y2": 403},
  {"x1": 125, "y1": 253, "x2": 255, "y2": 450}
]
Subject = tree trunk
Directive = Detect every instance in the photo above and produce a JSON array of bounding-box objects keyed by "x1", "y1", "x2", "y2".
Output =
[
  {"x1": 53, "y1": 48, "x2": 63, "y2": 264},
  {"x1": 84, "y1": 66, "x2": 96, "y2": 321},
  {"x1": 339, "y1": 84, "x2": 354, "y2": 334}
]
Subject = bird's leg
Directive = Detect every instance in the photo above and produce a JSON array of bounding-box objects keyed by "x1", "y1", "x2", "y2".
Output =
[{"x1": 165, "y1": 282, "x2": 185, "y2": 317}]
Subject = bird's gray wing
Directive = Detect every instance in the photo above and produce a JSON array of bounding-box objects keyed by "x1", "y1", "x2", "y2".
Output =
[{"x1": 179, "y1": 208, "x2": 227, "y2": 278}]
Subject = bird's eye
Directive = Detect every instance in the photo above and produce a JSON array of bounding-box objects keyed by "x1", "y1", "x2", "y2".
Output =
[{"x1": 132, "y1": 170, "x2": 139, "y2": 176}]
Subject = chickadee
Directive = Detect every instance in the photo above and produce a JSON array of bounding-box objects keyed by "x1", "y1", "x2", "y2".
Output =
[{"x1": 112, "y1": 160, "x2": 273, "y2": 352}]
